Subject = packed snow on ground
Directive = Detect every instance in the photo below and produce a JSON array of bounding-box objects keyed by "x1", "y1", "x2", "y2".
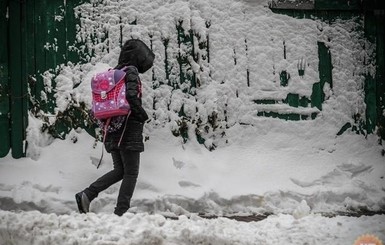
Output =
[{"x1": 1, "y1": 0, "x2": 385, "y2": 244}]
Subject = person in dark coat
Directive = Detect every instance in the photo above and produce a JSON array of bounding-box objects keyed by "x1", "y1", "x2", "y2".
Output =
[{"x1": 76, "y1": 39, "x2": 155, "y2": 216}]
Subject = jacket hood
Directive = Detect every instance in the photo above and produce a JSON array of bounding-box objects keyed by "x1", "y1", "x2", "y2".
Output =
[{"x1": 116, "y1": 39, "x2": 155, "y2": 74}]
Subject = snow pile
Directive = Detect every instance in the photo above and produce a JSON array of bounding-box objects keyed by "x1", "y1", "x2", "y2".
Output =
[
  {"x1": 292, "y1": 200, "x2": 311, "y2": 219},
  {"x1": 1, "y1": 210, "x2": 384, "y2": 245}
]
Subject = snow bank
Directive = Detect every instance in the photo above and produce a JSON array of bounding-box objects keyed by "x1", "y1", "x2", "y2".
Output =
[
  {"x1": 1, "y1": 125, "x2": 384, "y2": 216},
  {"x1": 1, "y1": 210, "x2": 384, "y2": 245}
]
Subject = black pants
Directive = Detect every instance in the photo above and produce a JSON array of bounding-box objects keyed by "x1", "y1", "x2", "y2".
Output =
[{"x1": 84, "y1": 150, "x2": 140, "y2": 216}]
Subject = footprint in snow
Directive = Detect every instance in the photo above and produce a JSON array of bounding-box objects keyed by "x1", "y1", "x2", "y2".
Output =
[
  {"x1": 178, "y1": 180, "x2": 201, "y2": 188},
  {"x1": 172, "y1": 157, "x2": 186, "y2": 169},
  {"x1": 290, "y1": 162, "x2": 374, "y2": 188}
]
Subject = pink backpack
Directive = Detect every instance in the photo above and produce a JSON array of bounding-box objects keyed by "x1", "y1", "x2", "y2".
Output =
[
  {"x1": 91, "y1": 68, "x2": 130, "y2": 120},
  {"x1": 90, "y1": 67, "x2": 142, "y2": 168}
]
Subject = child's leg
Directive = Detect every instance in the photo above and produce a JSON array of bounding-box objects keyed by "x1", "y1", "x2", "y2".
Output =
[
  {"x1": 84, "y1": 150, "x2": 124, "y2": 201},
  {"x1": 114, "y1": 150, "x2": 140, "y2": 216}
]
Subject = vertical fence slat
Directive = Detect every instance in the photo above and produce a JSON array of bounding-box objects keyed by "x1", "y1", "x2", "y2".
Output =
[
  {"x1": 66, "y1": 0, "x2": 80, "y2": 63},
  {"x1": 20, "y1": 0, "x2": 28, "y2": 155},
  {"x1": 45, "y1": 1, "x2": 57, "y2": 112},
  {"x1": 364, "y1": 12, "x2": 378, "y2": 134},
  {"x1": 0, "y1": 0, "x2": 10, "y2": 157},
  {"x1": 375, "y1": 13, "x2": 385, "y2": 141},
  {"x1": 54, "y1": 1, "x2": 67, "y2": 66},
  {"x1": 9, "y1": 0, "x2": 24, "y2": 158},
  {"x1": 34, "y1": 0, "x2": 47, "y2": 105}
]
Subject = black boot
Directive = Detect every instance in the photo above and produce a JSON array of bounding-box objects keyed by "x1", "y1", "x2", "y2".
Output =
[{"x1": 75, "y1": 191, "x2": 91, "y2": 213}]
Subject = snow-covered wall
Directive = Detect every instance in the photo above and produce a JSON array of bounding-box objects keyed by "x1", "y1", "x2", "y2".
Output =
[{"x1": 32, "y1": 0, "x2": 374, "y2": 152}]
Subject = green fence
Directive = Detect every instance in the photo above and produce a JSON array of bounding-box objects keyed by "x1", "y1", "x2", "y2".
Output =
[
  {"x1": 0, "y1": 0, "x2": 86, "y2": 158},
  {"x1": 1, "y1": 0, "x2": 384, "y2": 158}
]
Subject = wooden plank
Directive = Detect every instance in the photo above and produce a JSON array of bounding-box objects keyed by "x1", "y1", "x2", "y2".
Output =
[{"x1": 0, "y1": 0, "x2": 10, "y2": 157}]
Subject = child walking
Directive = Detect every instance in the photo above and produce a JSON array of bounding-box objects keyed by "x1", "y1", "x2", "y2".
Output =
[{"x1": 76, "y1": 39, "x2": 155, "y2": 216}]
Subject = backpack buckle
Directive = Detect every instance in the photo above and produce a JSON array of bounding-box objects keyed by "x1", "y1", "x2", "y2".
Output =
[{"x1": 101, "y1": 91, "x2": 107, "y2": 99}]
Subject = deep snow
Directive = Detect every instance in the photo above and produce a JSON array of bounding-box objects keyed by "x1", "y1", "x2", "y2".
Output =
[{"x1": 1, "y1": 0, "x2": 385, "y2": 244}]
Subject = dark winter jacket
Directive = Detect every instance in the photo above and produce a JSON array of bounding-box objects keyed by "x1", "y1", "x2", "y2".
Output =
[{"x1": 104, "y1": 39, "x2": 155, "y2": 153}]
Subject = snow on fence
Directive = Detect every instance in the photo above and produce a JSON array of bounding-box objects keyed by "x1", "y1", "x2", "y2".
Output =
[{"x1": 1, "y1": 0, "x2": 383, "y2": 158}]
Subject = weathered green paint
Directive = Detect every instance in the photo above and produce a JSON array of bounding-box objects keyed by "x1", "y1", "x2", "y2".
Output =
[
  {"x1": 365, "y1": 9, "x2": 385, "y2": 140},
  {"x1": 279, "y1": 70, "x2": 290, "y2": 87},
  {"x1": 66, "y1": 0, "x2": 82, "y2": 63},
  {"x1": 283, "y1": 94, "x2": 301, "y2": 120},
  {"x1": 299, "y1": 96, "x2": 310, "y2": 108},
  {"x1": 2, "y1": 0, "x2": 90, "y2": 158},
  {"x1": 163, "y1": 38, "x2": 171, "y2": 85},
  {"x1": 311, "y1": 82, "x2": 322, "y2": 110},
  {"x1": 286, "y1": 93, "x2": 299, "y2": 108},
  {"x1": 374, "y1": 12, "x2": 385, "y2": 140},
  {"x1": 363, "y1": 10, "x2": 384, "y2": 137},
  {"x1": 0, "y1": 60, "x2": 10, "y2": 157},
  {"x1": 253, "y1": 99, "x2": 276, "y2": 105},
  {"x1": 34, "y1": 0, "x2": 47, "y2": 105},
  {"x1": 20, "y1": 0, "x2": 29, "y2": 155},
  {"x1": 9, "y1": 0, "x2": 26, "y2": 158},
  {"x1": 271, "y1": 0, "x2": 362, "y2": 19},
  {"x1": 0, "y1": 0, "x2": 10, "y2": 157},
  {"x1": 177, "y1": 21, "x2": 196, "y2": 94},
  {"x1": 254, "y1": 93, "x2": 316, "y2": 121},
  {"x1": 364, "y1": 75, "x2": 376, "y2": 133},
  {"x1": 317, "y1": 41, "x2": 333, "y2": 95},
  {"x1": 45, "y1": 1, "x2": 58, "y2": 112},
  {"x1": 315, "y1": 0, "x2": 361, "y2": 10}
]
